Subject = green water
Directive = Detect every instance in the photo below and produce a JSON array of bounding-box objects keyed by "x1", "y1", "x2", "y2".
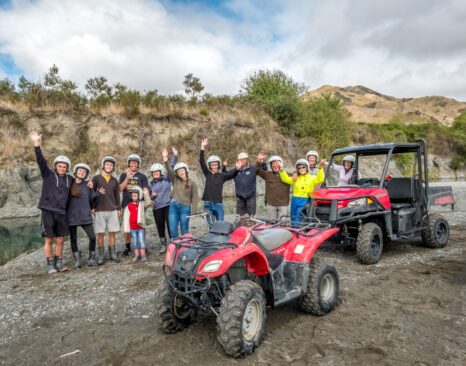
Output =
[
  {"x1": 0, "y1": 196, "x2": 267, "y2": 265},
  {"x1": 0, "y1": 217, "x2": 43, "y2": 265}
]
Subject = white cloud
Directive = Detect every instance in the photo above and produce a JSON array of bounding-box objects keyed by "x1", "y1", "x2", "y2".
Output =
[{"x1": 0, "y1": 0, "x2": 466, "y2": 100}]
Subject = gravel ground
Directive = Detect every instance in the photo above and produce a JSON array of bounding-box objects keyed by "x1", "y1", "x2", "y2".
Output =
[{"x1": 0, "y1": 182, "x2": 465, "y2": 365}]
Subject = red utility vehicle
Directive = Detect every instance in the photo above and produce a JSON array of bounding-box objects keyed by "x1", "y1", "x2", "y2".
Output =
[
  {"x1": 155, "y1": 215, "x2": 339, "y2": 358},
  {"x1": 308, "y1": 138, "x2": 455, "y2": 264}
]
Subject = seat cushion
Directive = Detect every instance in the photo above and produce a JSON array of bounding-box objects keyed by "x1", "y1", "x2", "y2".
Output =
[{"x1": 253, "y1": 229, "x2": 293, "y2": 251}]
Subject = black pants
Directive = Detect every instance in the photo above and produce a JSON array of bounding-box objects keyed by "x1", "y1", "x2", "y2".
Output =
[
  {"x1": 69, "y1": 224, "x2": 96, "y2": 252},
  {"x1": 153, "y1": 207, "x2": 170, "y2": 239},
  {"x1": 236, "y1": 196, "x2": 256, "y2": 217}
]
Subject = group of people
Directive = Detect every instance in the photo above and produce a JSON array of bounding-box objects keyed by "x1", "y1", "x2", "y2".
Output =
[{"x1": 29, "y1": 132, "x2": 358, "y2": 274}]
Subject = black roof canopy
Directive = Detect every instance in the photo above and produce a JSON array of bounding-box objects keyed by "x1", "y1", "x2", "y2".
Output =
[{"x1": 331, "y1": 142, "x2": 420, "y2": 156}]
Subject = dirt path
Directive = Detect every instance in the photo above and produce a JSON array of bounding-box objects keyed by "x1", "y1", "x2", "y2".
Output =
[{"x1": 0, "y1": 222, "x2": 464, "y2": 365}]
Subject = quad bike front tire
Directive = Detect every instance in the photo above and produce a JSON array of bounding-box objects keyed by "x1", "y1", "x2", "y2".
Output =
[
  {"x1": 217, "y1": 280, "x2": 266, "y2": 358},
  {"x1": 421, "y1": 214, "x2": 450, "y2": 248},
  {"x1": 155, "y1": 279, "x2": 196, "y2": 333},
  {"x1": 356, "y1": 222, "x2": 383, "y2": 264},
  {"x1": 297, "y1": 253, "x2": 339, "y2": 315}
]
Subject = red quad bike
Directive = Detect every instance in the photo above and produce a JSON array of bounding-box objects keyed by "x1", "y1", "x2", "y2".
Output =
[
  {"x1": 306, "y1": 138, "x2": 455, "y2": 264},
  {"x1": 155, "y1": 214, "x2": 340, "y2": 357}
]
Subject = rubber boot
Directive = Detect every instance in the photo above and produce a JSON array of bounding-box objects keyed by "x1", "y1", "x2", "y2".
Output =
[
  {"x1": 159, "y1": 238, "x2": 167, "y2": 255},
  {"x1": 87, "y1": 251, "x2": 97, "y2": 267},
  {"x1": 132, "y1": 249, "x2": 140, "y2": 262},
  {"x1": 97, "y1": 247, "x2": 105, "y2": 266},
  {"x1": 140, "y1": 249, "x2": 147, "y2": 262},
  {"x1": 109, "y1": 246, "x2": 120, "y2": 263},
  {"x1": 54, "y1": 255, "x2": 68, "y2": 272},
  {"x1": 123, "y1": 243, "x2": 132, "y2": 257},
  {"x1": 47, "y1": 256, "x2": 57, "y2": 274},
  {"x1": 72, "y1": 251, "x2": 81, "y2": 269}
]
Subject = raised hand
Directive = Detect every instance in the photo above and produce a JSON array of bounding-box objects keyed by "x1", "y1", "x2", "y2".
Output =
[
  {"x1": 235, "y1": 160, "x2": 242, "y2": 170},
  {"x1": 257, "y1": 150, "x2": 266, "y2": 162},
  {"x1": 201, "y1": 138, "x2": 208, "y2": 150},
  {"x1": 162, "y1": 147, "x2": 168, "y2": 161},
  {"x1": 318, "y1": 159, "x2": 327, "y2": 168},
  {"x1": 29, "y1": 131, "x2": 42, "y2": 147},
  {"x1": 171, "y1": 146, "x2": 178, "y2": 156},
  {"x1": 223, "y1": 160, "x2": 228, "y2": 168}
]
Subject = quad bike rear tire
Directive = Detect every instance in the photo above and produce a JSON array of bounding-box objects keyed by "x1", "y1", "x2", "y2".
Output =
[
  {"x1": 155, "y1": 279, "x2": 196, "y2": 334},
  {"x1": 356, "y1": 222, "x2": 383, "y2": 264},
  {"x1": 297, "y1": 253, "x2": 339, "y2": 315},
  {"x1": 217, "y1": 280, "x2": 266, "y2": 358},
  {"x1": 421, "y1": 214, "x2": 449, "y2": 248}
]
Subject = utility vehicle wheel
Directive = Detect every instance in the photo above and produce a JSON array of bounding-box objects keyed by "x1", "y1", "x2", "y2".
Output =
[
  {"x1": 421, "y1": 214, "x2": 449, "y2": 248},
  {"x1": 217, "y1": 280, "x2": 266, "y2": 358},
  {"x1": 356, "y1": 222, "x2": 383, "y2": 264},
  {"x1": 297, "y1": 254, "x2": 339, "y2": 315},
  {"x1": 155, "y1": 279, "x2": 195, "y2": 333}
]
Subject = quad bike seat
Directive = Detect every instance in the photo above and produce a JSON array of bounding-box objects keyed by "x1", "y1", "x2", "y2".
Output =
[{"x1": 253, "y1": 229, "x2": 293, "y2": 251}]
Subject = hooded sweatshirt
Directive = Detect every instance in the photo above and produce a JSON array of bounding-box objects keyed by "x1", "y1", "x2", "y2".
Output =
[
  {"x1": 35, "y1": 146, "x2": 72, "y2": 214},
  {"x1": 67, "y1": 180, "x2": 97, "y2": 226}
]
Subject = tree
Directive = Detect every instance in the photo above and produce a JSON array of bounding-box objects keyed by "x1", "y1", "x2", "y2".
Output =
[
  {"x1": 85, "y1": 76, "x2": 112, "y2": 99},
  {"x1": 297, "y1": 95, "x2": 351, "y2": 156},
  {"x1": 241, "y1": 69, "x2": 306, "y2": 130},
  {"x1": 183, "y1": 73, "x2": 204, "y2": 101}
]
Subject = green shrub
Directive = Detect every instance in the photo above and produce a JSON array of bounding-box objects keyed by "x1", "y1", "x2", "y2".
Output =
[
  {"x1": 198, "y1": 107, "x2": 209, "y2": 116},
  {"x1": 119, "y1": 90, "x2": 141, "y2": 118},
  {"x1": 297, "y1": 95, "x2": 351, "y2": 156}
]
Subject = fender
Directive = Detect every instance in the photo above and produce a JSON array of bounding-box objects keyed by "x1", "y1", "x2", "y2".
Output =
[
  {"x1": 196, "y1": 242, "x2": 269, "y2": 278},
  {"x1": 278, "y1": 227, "x2": 340, "y2": 262}
]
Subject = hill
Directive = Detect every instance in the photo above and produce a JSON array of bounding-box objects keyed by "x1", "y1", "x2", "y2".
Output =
[{"x1": 303, "y1": 85, "x2": 466, "y2": 126}]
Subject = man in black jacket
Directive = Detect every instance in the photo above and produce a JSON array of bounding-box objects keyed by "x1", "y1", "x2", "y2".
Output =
[
  {"x1": 29, "y1": 131, "x2": 73, "y2": 274},
  {"x1": 200, "y1": 138, "x2": 241, "y2": 221}
]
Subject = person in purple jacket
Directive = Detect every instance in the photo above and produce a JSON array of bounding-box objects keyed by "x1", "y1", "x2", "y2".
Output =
[
  {"x1": 29, "y1": 131, "x2": 73, "y2": 274},
  {"x1": 148, "y1": 154, "x2": 176, "y2": 255}
]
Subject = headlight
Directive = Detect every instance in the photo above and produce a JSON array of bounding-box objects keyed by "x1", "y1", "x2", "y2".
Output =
[
  {"x1": 348, "y1": 198, "x2": 367, "y2": 208},
  {"x1": 201, "y1": 260, "x2": 223, "y2": 273}
]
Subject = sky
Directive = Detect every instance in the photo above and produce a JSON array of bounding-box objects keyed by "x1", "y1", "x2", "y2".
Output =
[{"x1": 1, "y1": 0, "x2": 466, "y2": 100}]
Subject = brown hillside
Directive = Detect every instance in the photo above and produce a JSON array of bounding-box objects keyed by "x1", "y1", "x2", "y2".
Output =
[{"x1": 303, "y1": 85, "x2": 466, "y2": 126}]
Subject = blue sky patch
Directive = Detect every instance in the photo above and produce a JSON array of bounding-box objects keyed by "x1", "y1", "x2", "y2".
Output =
[{"x1": 0, "y1": 53, "x2": 22, "y2": 77}]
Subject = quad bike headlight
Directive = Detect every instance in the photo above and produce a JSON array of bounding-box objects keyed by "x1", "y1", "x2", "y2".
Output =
[
  {"x1": 348, "y1": 198, "x2": 367, "y2": 208},
  {"x1": 201, "y1": 260, "x2": 223, "y2": 273}
]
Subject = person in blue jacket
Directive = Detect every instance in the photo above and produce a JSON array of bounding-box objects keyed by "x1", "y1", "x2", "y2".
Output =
[
  {"x1": 29, "y1": 131, "x2": 73, "y2": 274},
  {"x1": 224, "y1": 150, "x2": 267, "y2": 217}
]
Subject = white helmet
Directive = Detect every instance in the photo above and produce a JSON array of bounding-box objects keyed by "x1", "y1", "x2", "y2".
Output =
[
  {"x1": 150, "y1": 163, "x2": 166, "y2": 176},
  {"x1": 174, "y1": 162, "x2": 189, "y2": 175},
  {"x1": 127, "y1": 154, "x2": 141, "y2": 166},
  {"x1": 101, "y1": 156, "x2": 116, "y2": 171},
  {"x1": 306, "y1": 150, "x2": 319, "y2": 159},
  {"x1": 343, "y1": 155, "x2": 356, "y2": 164},
  {"x1": 207, "y1": 155, "x2": 221, "y2": 169},
  {"x1": 73, "y1": 163, "x2": 91, "y2": 178},
  {"x1": 53, "y1": 155, "x2": 71, "y2": 171},
  {"x1": 128, "y1": 185, "x2": 144, "y2": 200},
  {"x1": 295, "y1": 159, "x2": 309, "y2": 171},
  {"x1": 268, "y1": 155, "x2": 283, "y2": 167},
  {"x1": 237, "y1": 152, "x2": 249, "y2": 160}
]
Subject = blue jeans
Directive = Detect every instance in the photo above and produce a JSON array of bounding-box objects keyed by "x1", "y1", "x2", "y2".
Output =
[
  {"x1": 290, "y1": 196, "x2": 309, "y2": 228},
  {"x1": 131, "y1": 229, "x2": 146, "y2": 249},
  {"x1": 169, "y1": 201, "x2": 191, "y2": 238},
  {"x1": 204, "y1": 201, "x2": 224, "y2": 223}
]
